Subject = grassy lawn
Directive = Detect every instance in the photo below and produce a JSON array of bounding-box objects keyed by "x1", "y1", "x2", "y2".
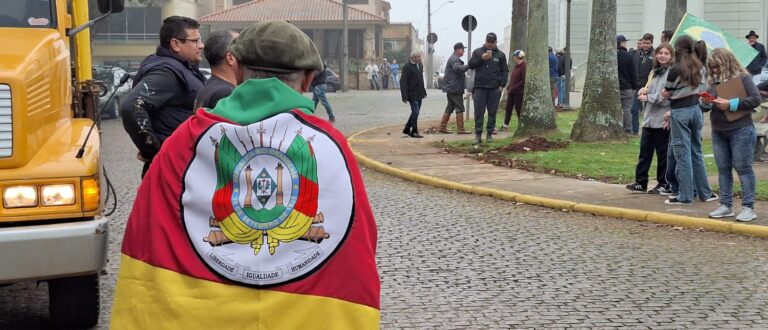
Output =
[{"x1": 443, "y1": 107, "x2": 768, "y2": 200}]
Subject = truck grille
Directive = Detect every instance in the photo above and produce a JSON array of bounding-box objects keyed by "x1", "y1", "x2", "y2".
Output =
[{"x1": 0, "y1": 84, "x2": 11, "y2": 158}]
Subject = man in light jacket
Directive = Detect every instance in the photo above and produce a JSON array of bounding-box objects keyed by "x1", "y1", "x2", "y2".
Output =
[{"x1": 439, "y1": 42, "x2": 471, "y2": 134}]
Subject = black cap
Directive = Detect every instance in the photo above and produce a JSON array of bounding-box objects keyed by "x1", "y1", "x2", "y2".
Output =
[
  {"x1": 453, "y1": 42, "x2": 466, "y2": 50},
  {"x1": 486, "y1": 32, "x2": 497, "y2": 42}
]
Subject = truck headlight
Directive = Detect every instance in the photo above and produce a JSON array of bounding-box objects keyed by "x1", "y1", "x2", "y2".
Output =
[
  {"x1": 41, "y1": 184, "x2": 76, "y2": 206},
  {"x1": 3, "y1": 186, "x2": 38, "y2": 208}
]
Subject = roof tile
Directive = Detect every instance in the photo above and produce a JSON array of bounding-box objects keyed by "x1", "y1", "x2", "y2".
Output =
[{"x1": 199, "y1": 0, "x2": 385, "y2": 23}]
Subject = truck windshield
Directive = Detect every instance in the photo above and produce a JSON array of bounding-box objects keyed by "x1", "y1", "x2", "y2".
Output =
[{"x1": 0, "y1": 0, "x2": 54, "y2": 28}]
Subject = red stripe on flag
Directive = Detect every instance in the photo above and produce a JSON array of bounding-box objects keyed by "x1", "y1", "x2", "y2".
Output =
[{"x1": 212, "y1": 182, "x2": 234, "y2": 221}]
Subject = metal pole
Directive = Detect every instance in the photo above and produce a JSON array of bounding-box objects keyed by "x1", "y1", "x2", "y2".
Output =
[
  {"x1": 341, "y1": 0, "x2": 349, "y2": 92},
  {"x1": 465, "y1": 28, "x2": 472, "y2": 121},
  {"x1": 563, "y1": 0, "x2": 572, "y2": 107},
  {"x1": 427, "y1": 0, "x2": 433, "y2": 89}
]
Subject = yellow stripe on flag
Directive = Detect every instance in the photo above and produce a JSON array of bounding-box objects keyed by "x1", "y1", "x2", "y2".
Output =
[{"x1": 110, "y1": 255, "x2": 380, "y2": 329}]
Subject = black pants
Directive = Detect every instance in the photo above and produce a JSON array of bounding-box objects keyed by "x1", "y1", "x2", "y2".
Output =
[
  {"x1": 635, "y1": 127, "x2": 670, "y2": 187},
  {"x1": 404, "y1": 99, "x2": 422, "y2": 134},
  {"x1": 445, "y1": 93, "x2": 465, "y2": 114},
  {"x1": 473, "y1": 88, "x2": 501, "y2": 134},
  {"x1": 141, "y1": 161, "x2": 151, "y2": 178}
]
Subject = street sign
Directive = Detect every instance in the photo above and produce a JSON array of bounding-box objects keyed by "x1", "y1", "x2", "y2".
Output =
[
  {"x1": 427, "y1": 32, "x2": 438, "y2": 44},
  {"x1": 462, "y1": 15, "x2": 477, "y2": 32}
]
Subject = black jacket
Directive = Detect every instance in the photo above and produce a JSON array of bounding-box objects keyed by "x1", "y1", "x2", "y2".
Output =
[
  {"x1": 617, "y1": 46, "x2": 638, "y2": 90},
  {"x1": 747, "y1": 42, "x2": 768, "y2": 75},
  {"x1": 468, "y1": 46, "x2": 508, "y2": 89},
  {"x1": 120, "y1": 46, "x2": 206, "y2": 160},
  {"x1": 399, "y1": 61, "x2": 427, "y2": 102},
  {"x1": 634, "y1": 48, "x2": 654, "y2": 87}
]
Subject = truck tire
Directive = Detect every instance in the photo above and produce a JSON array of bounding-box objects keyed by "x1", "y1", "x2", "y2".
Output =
[{"x1": 48, "y1": 274, "x2": 100, "y2": 328}]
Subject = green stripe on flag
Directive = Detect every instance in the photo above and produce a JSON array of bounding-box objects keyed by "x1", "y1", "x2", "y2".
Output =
[
  {"x1": 215, "y1": 134, "x2": 241, "y2": 190},
  {"x1": 672, "y1": 13, "x2": 758, "y2": 67},
  {"x1": 285, "y1": 135, "x2": 318, "y2": 183}
]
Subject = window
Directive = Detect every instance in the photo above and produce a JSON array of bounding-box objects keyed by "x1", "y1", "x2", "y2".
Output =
[
  {"x1": 233, "y1": 0, "x2": 251, "y2": 5},
  {"x1": 93, "y1": 6, "x2": 162, "y2": 42},
  {"x1": 0, "y1": 0, "x2": 54, "y2": 28}
]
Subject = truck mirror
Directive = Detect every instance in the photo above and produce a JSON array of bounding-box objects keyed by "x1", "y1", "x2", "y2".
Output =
[{"x1": 97, "y1": 0, "x2": 124, "y2": 14}]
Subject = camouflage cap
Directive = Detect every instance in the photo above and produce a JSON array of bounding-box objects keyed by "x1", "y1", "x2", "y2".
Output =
[{"x1": 228, "y1": 20, "x2": 322, "y2": 73}]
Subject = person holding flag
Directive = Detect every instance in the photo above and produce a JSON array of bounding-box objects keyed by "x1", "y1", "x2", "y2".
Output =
[{"x1": 110, "y1": 21, "x2": 380, "y2": 329}]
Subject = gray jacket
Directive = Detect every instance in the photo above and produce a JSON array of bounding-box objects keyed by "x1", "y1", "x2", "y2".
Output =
[
  {"x1": 442, "y1": 54, "x2": 469, "y2": 93},
  {"x1": 642, "y1": 67, "x2": 671, "y2": 129}
]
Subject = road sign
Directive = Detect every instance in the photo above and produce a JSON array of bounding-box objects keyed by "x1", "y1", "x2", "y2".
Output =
[
  {"x1": 427, "y1": 32, "x2": 438, "y2": 44},
  {"x1": 462, "y1": 15, "x2": 477, "y2": 32}
]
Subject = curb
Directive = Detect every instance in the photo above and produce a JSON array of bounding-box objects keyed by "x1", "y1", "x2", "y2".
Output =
[{"x1": 348, "y1": 127, "x2": 768, "y2": 240}]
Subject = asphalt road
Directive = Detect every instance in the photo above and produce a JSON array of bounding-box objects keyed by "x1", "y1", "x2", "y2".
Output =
[{"x1": 2, "y1": 90, "x2": 768, "y2": 329}]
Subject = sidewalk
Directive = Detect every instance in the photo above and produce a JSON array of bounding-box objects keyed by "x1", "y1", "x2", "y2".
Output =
[{"x1": 349, "y1": 120, "x2": 768, "y2": 239}]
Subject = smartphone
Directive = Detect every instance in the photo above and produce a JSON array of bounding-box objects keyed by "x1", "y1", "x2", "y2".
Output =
[{"x1": 699, "y1": 91, "x2": 716, "y2": 101}]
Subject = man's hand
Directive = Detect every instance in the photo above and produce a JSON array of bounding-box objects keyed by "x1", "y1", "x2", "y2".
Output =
[
  {"x1": 481, "y1": 52, "x2": 492, "y2": 61},
  {"x1": 712, "y1": 97, "x2": 730, "y2": 111}
]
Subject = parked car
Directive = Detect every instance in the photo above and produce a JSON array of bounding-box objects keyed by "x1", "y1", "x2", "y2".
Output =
[{"x1": 93, "y1": 65, "x2": 131, "y2": 120}]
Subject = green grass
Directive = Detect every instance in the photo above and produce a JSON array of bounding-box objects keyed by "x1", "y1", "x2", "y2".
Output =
[{"x1": 443, "y1": 108, "x2": 768, "y2": 200}]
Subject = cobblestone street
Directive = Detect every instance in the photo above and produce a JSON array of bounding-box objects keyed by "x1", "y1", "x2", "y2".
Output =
[{"x1": 2, "y1": 90, "x2": 768, "y2": 329}]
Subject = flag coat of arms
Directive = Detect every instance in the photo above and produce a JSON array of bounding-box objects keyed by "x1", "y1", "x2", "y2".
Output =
[
  {"x1": 672, "y1": 13, "x2": 759, "y2": 67},
  {"x1": 111, "y1": 79, "x2": 380, "y2": 329}
]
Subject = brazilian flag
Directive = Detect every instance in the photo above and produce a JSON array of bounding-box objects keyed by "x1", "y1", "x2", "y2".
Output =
[{"x1": 672, "y1": 13, "x2": 758, "y2": 67}]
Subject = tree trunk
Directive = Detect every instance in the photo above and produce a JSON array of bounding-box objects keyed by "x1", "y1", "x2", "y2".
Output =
[
  {"x1": 664, "y1": 0, "x2": 687, "y2": 32},
  {"x1": 515, "y1": 0, "x2": 556, "y2": 137},
  {"x1": 570, "y1": 0, "x2": 624, "y2": 142},
  {"x1": 510, "y1": 0, "x2": 528, "y2": 71}
]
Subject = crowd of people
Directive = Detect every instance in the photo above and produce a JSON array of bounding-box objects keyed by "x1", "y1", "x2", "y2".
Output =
[
  {"x1": 365, "y1": 58, "x2": 401, "y2": 90},
  {"x1": 621, "y1": 29, "x2": 768, "y2": 223}
]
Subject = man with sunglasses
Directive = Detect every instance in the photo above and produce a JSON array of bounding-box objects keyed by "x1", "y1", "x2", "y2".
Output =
[{"x1": 121, "y1": 16, "x2": 207, "y2": 178}]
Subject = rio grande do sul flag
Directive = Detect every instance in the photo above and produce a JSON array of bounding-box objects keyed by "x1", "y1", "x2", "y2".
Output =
[
  {"x1": 110, "y1": 109, "x2": 380, "y2": 329},
  {"x1": 672, "y1": 13, "x2": 758, "y2": 67}
]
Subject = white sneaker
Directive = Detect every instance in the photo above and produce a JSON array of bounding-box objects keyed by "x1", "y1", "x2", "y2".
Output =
[
  {"x1": 736, "y1": 207, "x2": 757, "y2": 222},
  {"x1": 708, "y1": 205, "x2": 734, "y2": 218}
]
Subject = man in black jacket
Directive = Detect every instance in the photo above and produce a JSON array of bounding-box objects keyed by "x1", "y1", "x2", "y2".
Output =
[
  {"x1": 746, "y1": 30, "x2": 768, "y2": 76},
  {"x1": 399, "y1": 52, "x2": 427, "y2": 138},
  {"x1": 617, "y1": 34, "x2": 638, "y2": 134},
  {"x1": 121, "y1": 16, "x2": 207, "y2": 178},
  {"x1": 468, "y1": 32, "x2": 508, "y2": 144},
  {"x1": 630, "y1": 33, "x2": 654, "y2": 134},
  {"x1": 439, "y1": 42, "x2": 470, "y2": 134}
]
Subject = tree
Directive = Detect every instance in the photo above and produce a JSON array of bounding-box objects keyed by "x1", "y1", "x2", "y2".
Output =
[
  {"x1": 515, "y1": 0, "x2": 556, "y2": 137},
  {"x1": 665, "y1": 0, "x2": 687, "y2": 31},
  {"x1": 509, "y1": 0, "x2": 528, "y2": 71},
  {"x1": 570, "y1": 0, "x2": 624, "y2": 142}
]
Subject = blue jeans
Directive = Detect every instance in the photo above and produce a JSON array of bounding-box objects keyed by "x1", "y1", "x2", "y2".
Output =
[
  {"x1": 669, "y1": 104, "x2": 713, "y2": 203},
  {"x1": 473, "y1": 88, "x2": 501, "y2": 134},
  {"x1": 392, "y1": 73, "x2": 400, "y2": 88},
  {"x1": 712, "y1": 124, "x2": 756, "y2": 208},
  {"x1": 312, "y1": 84, "x2": 335, "y2": 121},
  {"x1": 630, "y1": 95, "x2": 641, "y2": 134},
  {"x1": 666, "y1": 140, "x2": 678, "y2": 194},
  {"x1": 404, "y1": 99, "x2": 422, "y2": 134},
  {"x1": 557, "y1": 76, "x2": 567, "y2": 105}
]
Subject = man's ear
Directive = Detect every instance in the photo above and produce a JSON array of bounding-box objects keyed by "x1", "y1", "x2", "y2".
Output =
[
  {"x1": 300, "y1": 70, "x2": 315, "y2": 93},
  {"x1": 225, "y1": 52, "x2": 237, "y2": 67},
  {"x1": 170, "y1": 39, "x2": 182, "y2": 53}
]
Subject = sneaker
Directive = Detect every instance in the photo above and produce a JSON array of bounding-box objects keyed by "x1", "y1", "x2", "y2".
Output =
[
  {"x1": 625, "y1": 182, "x2": 646, "y2": 193},
  {"x1": 668, "y1": 194, "x2": 679, "y2": 200},
  {"x1": 657, "y1": 186, "x2": 675, "y2": 196},
  {"x1": 498, "y1": 125, "x2": 509, "y2": 132},
  {"x1": 647, "y1": 185, "x2": 665, "y2": 195},
  {"x1": 736, "y1": 207, "x2": 757, "y2": 222},
  {"x1": 702, "y1": 194, "x2": 719, "y2": 202},
  {"x1": 708, "y1": 205, "x2": 735, "y2": 218},
  {"x1": 665, "y1": 198, "x2": 692, "y2": 205}
]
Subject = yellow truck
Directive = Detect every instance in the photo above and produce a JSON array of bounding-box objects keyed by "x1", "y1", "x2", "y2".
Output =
[{"x1": 0, "y1": 0, "x2": 123, "y2": 327}]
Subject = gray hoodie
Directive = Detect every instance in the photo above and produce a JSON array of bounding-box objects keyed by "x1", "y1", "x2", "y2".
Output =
[{"x1": 642, "y1": 67, "x2": 671, "y2": 129}]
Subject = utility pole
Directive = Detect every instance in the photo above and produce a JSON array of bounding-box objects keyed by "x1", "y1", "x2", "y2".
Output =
[
  {"x1": 427, "y1": 0, "x2": 433, "y2": 89},
  {"x1": 341, "y1": 0, "x2": 349, "y2": 92}
]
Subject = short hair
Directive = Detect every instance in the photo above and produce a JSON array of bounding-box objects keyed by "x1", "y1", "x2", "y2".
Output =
[
  {"x1": 409, "y1": 51, "x2": 421, "y2": 58},
  {"x1": 204, "y1": 30, "x2": 236, "y2": 67},
  {"x1": 243, "y1": 67, "x2": 306, "y2": 90},
  {"x1": 642, "y1": 33, "x2": 654, "y2": 42},
  {"x1": 160, "y1": 16, "x2": 200, "y2": 49}
]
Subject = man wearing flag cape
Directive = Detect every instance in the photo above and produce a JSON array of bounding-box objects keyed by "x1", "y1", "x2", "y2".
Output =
[{"x1": 111, "y1": 21, "x2": 380, "y2": 329}]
